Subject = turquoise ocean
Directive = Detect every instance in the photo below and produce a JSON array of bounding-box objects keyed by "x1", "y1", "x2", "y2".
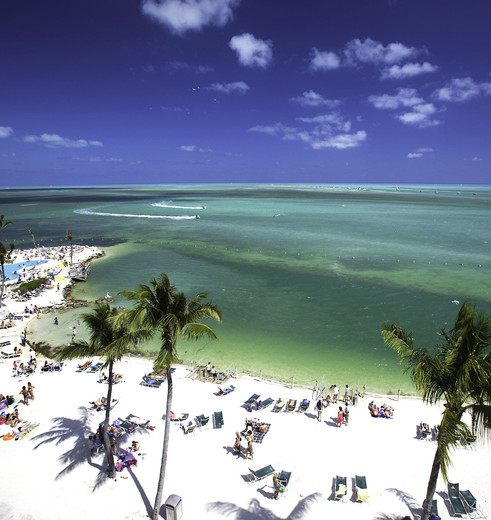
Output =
[{"x1": 1, "y1": 184, "x2": 490, "y2": 394}]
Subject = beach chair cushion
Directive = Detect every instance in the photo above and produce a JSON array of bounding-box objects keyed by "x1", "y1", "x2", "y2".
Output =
[
  {"x1": 335, "y1": 476, "x2": 347, "y2": 499},
  {"x1": 355, "y1": 475, "x2": 369, "y2": 502}
]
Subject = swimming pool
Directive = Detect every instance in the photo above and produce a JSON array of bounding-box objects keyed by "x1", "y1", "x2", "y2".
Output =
[{"x1": 2, "y1": 260, "x2": 48, "y2": 280}]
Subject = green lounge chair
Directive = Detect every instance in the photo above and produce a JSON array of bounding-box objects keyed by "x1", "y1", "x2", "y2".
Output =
[
  {"x1": 257, "y1": 397, "x2": 274, "y2": 410},
  {"x1": 460, "y1": 490, "x2": 484, "y2": 518},
  {"x1": 141, "y1": 375, "x2": 163, "y2": 388},
  {"x1": 355, "y1": 475, "x2": 370, "y2": 502},
  {"x1": 448, "y1": 483, "x2": 468, "y2": 517},
  {"x1": 195, "y1": 415, "x2": 210, "y2": 429},
  {"x1": 246, "y1": 464, "x2": 275, "y2": 484},
  {"x1": 212, "y1": 411, "x2": 224, "y2": 429},
  {"x1": 278, "y1": 470, "x2": 291, "y2": 489},
  {"x1": 243, "y1": 394, "x2": 260, "y2": 407},
  {"x1": 423, "y1": 499, "x2": 438, "y2": 517},
  {"x1": 334, "y1": 475, "x2": 347, "y2": 501}
]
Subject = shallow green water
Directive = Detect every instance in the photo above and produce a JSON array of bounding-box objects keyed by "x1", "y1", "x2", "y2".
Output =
[{"x1": 3, "y1": 184, "x2": 490, "y2": 393}]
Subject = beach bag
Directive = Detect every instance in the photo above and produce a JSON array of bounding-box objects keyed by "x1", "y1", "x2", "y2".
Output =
[{"x1": 429, "y1": 515, "x2": 441, "y2": 520}]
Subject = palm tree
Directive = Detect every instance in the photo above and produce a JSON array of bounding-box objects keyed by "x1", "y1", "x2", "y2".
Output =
[
  {"x1": 65, "y1": 231, "x2": 73, "y2": 265},
  {"x1": 381, "y1": 303, "x2": 491, "y2": 520},
  {"x1": 119, "y1": 273, "x2": 221, "y2": 520},
  {"x1": 56, "y1": 304, "x2": 146, "y2": 478},
  {"x1": 28, "y1": 228, "x2": 36, "y2": 248},
  {"x1": 0, "y1": 215, "x2": 14, "y2": 307}
]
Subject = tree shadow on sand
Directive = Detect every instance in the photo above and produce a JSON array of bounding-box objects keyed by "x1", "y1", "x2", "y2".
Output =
[
  {"x1": 32, "y1": 406, "x2": 110, "y2": 490},
  {"x1": 371, "y1": 488, "x2": 422, "y2": 520},
  {"x1": 206, "y1": 493, "x2": 321, "y2": 520}
]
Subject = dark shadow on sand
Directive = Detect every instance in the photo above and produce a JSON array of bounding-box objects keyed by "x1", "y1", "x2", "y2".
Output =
[{"x1": 206, "y1": 493, "x2": 321, "y2": 520}]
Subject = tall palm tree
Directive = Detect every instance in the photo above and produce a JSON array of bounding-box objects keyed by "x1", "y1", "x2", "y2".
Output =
[
  {"x1": 28, "y1": 228, "x2": 36, "y2": 248},
  {"x1": 0, "y1": 215, "x2": 14, "y2": 307},
  {"x1": 56, "y1": 304, "x2": 146, "y2": 478},
  {"x1": 381, "y1": 303, "x2": 491, "y2": 520},
  {"x1": 65, "y1": 231, "x2": 73, "y2": 265},
  {"x1": 120, "y1": 273, "x2": 221, "y2": 520}
]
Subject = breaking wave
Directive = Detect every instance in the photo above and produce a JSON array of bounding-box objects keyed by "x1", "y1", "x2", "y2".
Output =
[
  {"x1": 151, "y1": 200, "x2": 206, "y2": 210},
  {"x1": 74, "y1": 208, "x2": 199, "y2": 220}
]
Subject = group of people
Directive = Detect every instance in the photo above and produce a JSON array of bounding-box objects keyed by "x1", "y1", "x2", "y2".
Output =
[
  {"x1": 204, "y1": 362, "x2": 218, "y2": 381},
  {"x1": 12, "y1": 355, "x2": 37, "y2": 377},
  {"x1": 19, "y1": 382, "x2": 35, "y2": 405},
  {"x1": 233, "y1": 431, "x2": 254, "y2": 460},
  {"x1": 368, "y1": 401, "x2": 394, "y2": 418}
]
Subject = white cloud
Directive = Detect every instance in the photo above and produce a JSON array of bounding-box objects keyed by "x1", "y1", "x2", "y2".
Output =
[
  {"x1": 309, "y1": 48, "x2": 341, "y2": 71},
  {"x1": 381, "y1": 61, "x2": 438, "y2": 80},
  {"x1": 142, "y1": 0, "x2": 239, "y2": 35},
  {"x1": 368, "y1": 88, "x2": 423, "y2": 109},
  {"x1": 464, "y1": 156, "x2": 482, "y2": 162},
  {"x1": 434, "y1": 77, "x2": 491, "y2": 102},
  {"x1": 344, "y1": 38, "x2": 418, "y2": 66},
  {"x1": 249, "y1": 113, "x2": 366, "y2": 151},
  {"x1": 417, "y1": 147, "x2": 433, "y2": 153},
  {"x1": 229, "y1": 33, "x2": 273, "y2": 68},
  {"x1": 290, "y1": 90, "x2": 341, "y2": 108},
  {"x1": 23, "y1": 133, "x2": 103, "y2": 148},
  {"x1": 398, "y1": 103, "x2": 440, "y2": 127},
  {"x1": 179, "y1": 145, "x2": 211, "y2": 152},
  {"x1": 207, "y1": 81, "x2": 249, "y2": 94},
  {"x1": 311, "y1": 131, "x2": 367, "y2": 150},
  {"x1": 408, "y1": 152, "x2": 423, "y2": 159},
  {"x1": 0, "y1": 126, "x2": 14, "y2": 139}
]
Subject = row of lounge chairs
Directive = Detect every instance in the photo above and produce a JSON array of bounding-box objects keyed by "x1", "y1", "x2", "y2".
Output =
[
  {"x1": 245, "y1": 465, "x2": 291, "y2": 491},
  {"x1": 171, "y1": 411, "x2": 224, "y2": 434},
  {"x1": 242, "y1": 395, "x2": 310, "y2": 413},
  {"x1": 447, "y1": 483, "x2": 486, "y2": 518},
  {"x1": 334, "y1": 475, "x2": 369, "y2": 502},
  {"x1": 41, "y1": 362, "x2": 63, "y2": 372}
]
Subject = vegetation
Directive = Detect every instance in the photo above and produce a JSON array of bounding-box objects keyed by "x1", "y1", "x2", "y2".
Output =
[
  {"x1": 381, "y1": 303, "x2": 491, "y2": 520},
  {"x1": 119, "y1": 273, "x2": 221, "y2": 520},
  {"x1": 13, "y1": 277, "x2": 47, "y2": 294},
  {"x1": 56, "y1": 304, "x2": 145, "y2": 478}
]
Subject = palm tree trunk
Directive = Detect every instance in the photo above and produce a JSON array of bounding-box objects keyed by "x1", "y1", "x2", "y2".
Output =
[
  {"x1": 152, "y1": 369, "x2": 173, "y2": 520},
  {"x1": 103, "y1": 361, "x2": 116, "y2": 478},
  {"x1": 421, "y1": 446, "x2": 441, "y2": 520}
]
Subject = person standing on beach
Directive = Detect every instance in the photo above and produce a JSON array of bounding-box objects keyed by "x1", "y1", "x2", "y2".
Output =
[
  {"x1": 245, "y1": 435, "x2": 254, "y2": 460},
  {"x1": 27, "y1": 382, "x2": 35, "y2": 400},
  {"x1": 336, "y1": 406, "x2": 344, "y2": 427},
  {"x1": 344, "y1": 384, "x2": 351, "y2": 404},
  {"x1": 20, "y1": 331, "x2": 26, "y2": 346},
  {"x1": 316, "y1": 399, "x2": 323, "y2": 422},
  {"x1": 332, "y1": 385, "x2": 339, "y2": 403},
  {"x1": 20, "y1": 386, "x2": 29, "y2": 405}
]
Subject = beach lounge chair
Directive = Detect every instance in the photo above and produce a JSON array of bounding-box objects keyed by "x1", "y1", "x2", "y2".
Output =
[
  {"x1": 334, "y1": 475, "x2": 348, "y2": 501},
  {"x1": 181, "y1": 420, "x2": 196, "y2": 435},
  {"x1": 448, "y1": 483, "x2": 468, "y2": 517},
  {"x1": 286, "y1": 399, "x2": 297, "y2": 412},
  {"x1": 113, "y1": 419, "x2": 137, "y2": 435},
  {"x1": 0, "y1": 340, "x2": 11, "y2": 347},
  {"x1": 170, "y1": 412, "x2": 189, "y2": 422},
  {"x1": 273, "y1": 398, "x2": 285, "y2": 412},
  {"x1": 87, "y1": 362, "x2": 103, "y2": 373},
  {"x1": 195, "y1": 415, "x2": 210, "y2": 429},
  {"x1": 246, "y1": 464, "x2": 275, "y2": 484},
  {"x1": 140, "y1": 375, "x2": 163, "y2": 388},
  {"x1": 355, "y1": 475, "x2": 370, "y2": 502},
  {"x1": 277, "y1": 470, "x2": 291, "y2": 491},
  {"x1": 423, "y1": 499, "x2": 439, "y2": 518},
  {"x1": 257, "y1": 397, "x2": 274, "y2": 411},
  {"x1": 217, "y1": 384, "x2": 235, "y2": 396},
  {"x1": 77, "y1": 360, "x2": 92, "y2": 371},
  {"x1": 212, "y1": 411, "x2": 224, "y2": 429},
  {"x1": 243, "y1": 394, "x2": 260, "y2": 408},
  {"x1": 1, "y1": 350, "x2": 20, "y2": 359},
  {"x1": 126, "y1": 414, "x2": 151, "y2": 429},
  {"x1": 298, "y1": 399, "x2": 310, "y2": 412},
  {"x1": 460, "y1": 490, "x2": 485, "y2": 518}
]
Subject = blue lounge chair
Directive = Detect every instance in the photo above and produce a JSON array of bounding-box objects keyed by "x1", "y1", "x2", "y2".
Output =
[
  {"x1": 141, "y1": 375, "x2": 163, "y2": 388},
  {"x1": 246, "y1": 464, "x2": 275, "y2": 484},
  {"x1": 298, "y1": 399, "x2": 310, "y2": 412}
]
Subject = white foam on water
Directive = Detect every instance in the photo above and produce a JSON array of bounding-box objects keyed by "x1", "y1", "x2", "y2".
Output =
[
  {"x1": 74, "y1": 208, "x2": 198, "y2": 220},
  {"x1": 151, "y1": 200, "x2": 206, "y2": 210}
]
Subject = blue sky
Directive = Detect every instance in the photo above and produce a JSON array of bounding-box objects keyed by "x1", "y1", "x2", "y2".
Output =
[{"x1": 1, "y1": 0, "x2": 490, "y2": 186}]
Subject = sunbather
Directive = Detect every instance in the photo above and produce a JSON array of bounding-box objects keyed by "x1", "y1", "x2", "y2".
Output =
[{"x1": 233, "y1": 432, "x2": 241, "y2": 455}]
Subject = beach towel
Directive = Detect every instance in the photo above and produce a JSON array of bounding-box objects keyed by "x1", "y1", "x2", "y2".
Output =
[{"x1": 253, "y1": 422, "x2": 271, "y2": 443}]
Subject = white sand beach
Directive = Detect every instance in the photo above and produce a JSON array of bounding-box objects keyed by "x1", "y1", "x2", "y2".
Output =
[{"x1": 0, "y1": 248, "x2": 490, "y2": 520}]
